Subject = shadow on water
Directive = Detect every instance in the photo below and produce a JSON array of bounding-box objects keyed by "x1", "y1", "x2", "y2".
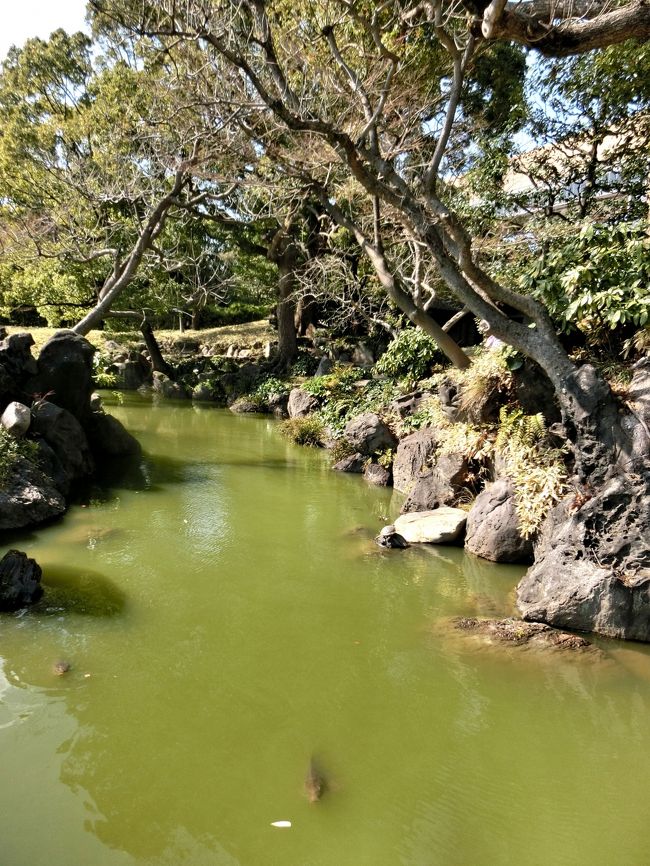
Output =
[{"x1": 32, "y1": 565, "x2": 127, "y2": 617}]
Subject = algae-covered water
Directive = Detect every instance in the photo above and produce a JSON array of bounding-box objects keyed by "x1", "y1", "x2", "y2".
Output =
[{"x1": 2, "y1": 394, "x2": 650, "y2": 866}]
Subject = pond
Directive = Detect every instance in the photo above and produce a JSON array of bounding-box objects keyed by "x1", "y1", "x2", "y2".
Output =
[{"x1": 1, "y1": 394, "x2": 650, "y2": 866}]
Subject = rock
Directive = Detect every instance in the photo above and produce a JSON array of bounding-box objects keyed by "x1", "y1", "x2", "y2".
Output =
[
  {"x1": 394, "y1": 507, "x2": 467, "y2": 544},
  {"x1": 86, "y1": 412, "x2": 142, "y2": 458},
  {"x1": 90, "y1": 392, "x2": 103, "y2": 412},
  {"x1": 191, "y1": 381, "x2": 224, "y2": 403},
  {"x1": 512, "y1": 361, "x2": 560, "y2": 422},
  {"x1": 0, "y1": 457, "x2": 66, "y2": 529},
  {"x1": 0, "y1": 550, "x2": 43, "y2": 610},
  {"x1": 1, "y1": 401, "x2": 31, "y2": 437},
  {"x1": 34, "y1": 438, "x2": 71, "y2": 495},
  {"x1": 390, "y1": 390, "x2": 431, "y2": 418},
  {"x1": 110, "y1": 352, "x2": 152, "y2": 390},
  {"x1": 625, "y1": 357, "x2": 650, "y2": 460},
  {"x1": 31, "y1": 401, "x2": 94, "y2": 484},
  {"x1": 287, "y1": 387, "x2": 320, "y2": 418},
  {"x1": 437, "y1": 382, "x2": 461, "y2": 421},
  {"x1": 392, "y1": 429, "x2": 438, "y2": 493},
  {"x1": 364, "y1": 462, "x2": 392, "y2": 486},
  {"x1": 375, "y1": 525, "x2": 410, "y2": 549},
  {"x1": 465, "y1": 480, "x2": 534, "y2": 563},
  {"x1": 315, "y1": 356, "x2": 334, "y2": 377},
  {"x1": 0, "y1": 333, "x2": 38, "y2": 382},
  {"x1": 267, "y1": 392, "x2": 289, "y2": 418},
  {"x1": 152, "y1": 372, "x2": 187, "y2": 399},
  {"x1": 401, "y1": 452, "x2": 470, "y2": 513},
  {"x1": 453, "y1": 617, "x2": 593, "y2": 650},
  {"x1": 230, "y1": 398, "x2": 262, "y2": 414},
  {"x1": 332, "y1": 452, "x2": 366, "y2": 473},
  {"x1": 352, "y1": 342, "x2": 374, "y2": 367},
  {"x1": 343, "y1": 412, "x2": 397, "y2": 456},
  {"x1": 30, "y1": 331, "x2": 95, "y2": 422},
  {"x1": 516, "y1": 470, "x2": 650, "y2": 641}
]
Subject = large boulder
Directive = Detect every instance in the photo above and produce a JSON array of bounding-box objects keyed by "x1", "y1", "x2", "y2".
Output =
[
  {"x1": 0, "y1": 457, "x2": 66, "y2": 529},
  {"x1": 392, "y1": 429, "x2": 438, "y2": 493},
  {"x1": 0, "y1": 550, "x2": 43, "y2": 610},
  {"x1": 30, "y1": 331, "x2": 95, "y2": 422},
  {"x1": 0, "y1": 333, "x2": 38, "y2": 407},
  {"x1": 401, "y1": 452, "x2": 469, "y2": 513},
  {"x1": 465, "y1": 480, "x2": 534, "y2": 563},
  {"x1": 31, "y1": 401, "x2": 94, "y2": 484},
  {"x1": 1, "y1": 401, "x2": 31, "y2": 438},
  {"x1": 625, "y1": 357, "x2": 650, "y2": 460},
  {"x1": 344, "y1": 412, "x2": 397, "y2": 456},
  {"x1": 110, "y1": 351, "x2": 152, "y2": 390},
  {"x1": 287, "y1": 387, "x2": 320, "y2": 418},
  {"x1": 86, "y1": 412, "x2": 142, "y2": 458},
  {"x1": 516, "y1": 470, "x2": 650, "y2": 640},
  {"x1": 394, "y1": 507, "x2": 467, "y2": 544}
]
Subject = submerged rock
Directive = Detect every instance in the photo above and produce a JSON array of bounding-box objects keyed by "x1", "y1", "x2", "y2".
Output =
[
  {"x1": 364, "y1": 462, "x2": 392, "y2": 487},
  {"x1": 453, "y1": 617, "x2": 593, "y2": 651},
  {"x1": 86, "y1": 412, "x2": 142, "y2": 458},
  {"x1": 0, "y1": 549, "x2": 43, "y2": 610},
  {"x1": 394, "y1": 507, "x2": 467, "y2": 544},
  {"x1": 332, "y1": 452, "x2": 366, "y2": 473}
]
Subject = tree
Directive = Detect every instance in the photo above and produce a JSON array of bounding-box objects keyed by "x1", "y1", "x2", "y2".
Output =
[{"x1": 88, "y1": 0, "x2": 650, "y2": 637}]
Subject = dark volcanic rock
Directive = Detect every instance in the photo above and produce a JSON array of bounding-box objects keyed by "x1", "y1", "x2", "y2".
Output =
[
  {"x1": 453, "y1": 617, "x2": 593, "y2": 650},
  {"x1": 30, "y1": 331, "x2": 95, "y2": 422},
  {"x1": 465, "y1": 480, "x2": 534, "y2": 563},
  {"x1": 344, "y1": 412, "x2": 397, "y2": 456},
  {"x1": 152, "y1": 372, "x2": 188, "y2": 399},
  {"x1": 332, "y1": 452, "x2": 366, "y2": 473},
  {"x1": 517, "y1": 470, "x2": 650, "y2": 641},
  {"x1": 31, "y1": 401, "x2": 94, "y2": 484},
  {"x1": 287, "y1": 387, "x2": 320, "y2": 418},
  {"x1": 375, "y1": 524, "x2": 410, "y2": 549},
  {"x1": 392, "y1": 429, "x2": 438, "y2": 494},
  {"x1": 0, "y1": 333, "x2": 38, "y2": 406},
  {"x1": 0, "y1": 457, "x2": 66, "y2": 529},
  {"x1": 401, "y1": 452, "x2": 469, "y2": 513},
  {"x1": 0, "y1": 549, "x2": 43, "y2": 610},
  {"x1": 86, "y1": 412, "x2": 142, "y2": 458}
]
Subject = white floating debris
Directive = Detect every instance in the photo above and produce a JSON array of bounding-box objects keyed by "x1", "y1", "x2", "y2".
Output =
[{"x1": 270, "y1": 821, "x2": 292, "y2": 828}]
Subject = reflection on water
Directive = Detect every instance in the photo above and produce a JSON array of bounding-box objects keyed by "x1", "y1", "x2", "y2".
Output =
[{"x1": 1, "y1": 393, "x2": 650, "y2": 866}]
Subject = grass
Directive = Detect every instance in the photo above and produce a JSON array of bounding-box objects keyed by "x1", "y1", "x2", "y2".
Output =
[{"x1": 5, "y1": 320, "x2": 276, "y2": 355}]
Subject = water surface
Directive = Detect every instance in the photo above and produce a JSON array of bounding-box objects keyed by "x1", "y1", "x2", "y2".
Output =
[{"x1": 1, "y1": 394, "x2": 650, "y2": 866}]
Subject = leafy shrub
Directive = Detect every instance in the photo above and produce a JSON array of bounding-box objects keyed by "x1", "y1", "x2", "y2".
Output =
[
  {"x1": 375, "y1": 328, "x2": 444, "y2": 381},
  {"x1": 279, "y1": 417, "x2": 325, "y2": 447},
  {"x1": 520, "y1": 221, "x2": 650, "y2": 343},
  {"x1": 291, "y1": 351, "x2": 319, "y2": 376},
  {"x1": 93, "y1": 354, "x2": 118, "y2": 388},
  {"x1": 0, "y1": 427, "x2": 39, "y2": 486}
]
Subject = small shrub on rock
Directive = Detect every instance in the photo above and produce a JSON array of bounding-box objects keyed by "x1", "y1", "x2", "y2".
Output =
[
  {"x1": 0, "y1": 427, "x2": 38, "y2": 486},
  {"x1": 280, "y1": 417, "x2": 325, "y2": 447},
  {"x1": 375, "y1": 328, "x2": 444, "y2": 381}
]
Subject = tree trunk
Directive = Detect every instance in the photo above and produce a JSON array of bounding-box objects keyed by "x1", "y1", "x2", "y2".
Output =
[
  {"x1": 271, "y1": 243, "x2": 299, "y2": 370},
  {"x1": 141, "y1": 319, "x2": 176, "y2": 380}
]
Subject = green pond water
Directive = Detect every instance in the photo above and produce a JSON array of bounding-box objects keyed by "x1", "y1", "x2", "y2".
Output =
[{"x1": 2, "y1": 394, "x2": 650, "y2": 866}]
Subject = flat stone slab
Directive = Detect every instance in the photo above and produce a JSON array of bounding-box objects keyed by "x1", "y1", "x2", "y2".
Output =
[
  {"x1": 394, "y1": 507, "x2": 467, "y2": 544},
  {"x1": 453, "y1": 618, "x2": 594, "y2": 651}
]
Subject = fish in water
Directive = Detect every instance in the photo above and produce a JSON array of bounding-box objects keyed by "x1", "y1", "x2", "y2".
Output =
[
  {"x1": 52, "y1": 661, "x2": 71, "y2": 676},
  {"x1": 304, "y1": 758, "x2": 326, "y2": 803}
]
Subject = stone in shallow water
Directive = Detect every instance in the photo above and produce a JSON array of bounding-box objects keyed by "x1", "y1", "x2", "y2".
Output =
[
  {"x1": 394, "y1": 507, "x2": 467, "y2": 544},
  {"x1": 453, "y1": 617, "x2": 593, "y2": 651},
  {"x1": 0, "y1": 549, "x2": 43, "y2": 610}
]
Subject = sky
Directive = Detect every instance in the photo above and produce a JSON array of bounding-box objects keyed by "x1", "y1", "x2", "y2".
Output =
[{"x1": 0, "y1": 0, "x2": 89, "y2": 62}]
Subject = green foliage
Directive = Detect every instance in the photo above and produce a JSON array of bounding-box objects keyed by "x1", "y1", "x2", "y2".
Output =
[
  {"x1": 301, "y1": 366, "x2": 361, "y2": 399},
  {"x1": 290, "y1": 351, "x2": 320, "y2": 377},
  {"x1": 93, "y1": 354, "x2": 118, "y2": 388},
  {"x1": 520, "y1": 222, "x2": 650, "y2": 344},
  {"x1": 279, "y1": 417, "x2": 325, "y2": 447},
  {"x1": 495, "y1": 408, "x2": 569, "y2": 538},
  {"x1": 314, "y1": 377, "x2": 402, "y2": 437},
  {"x1": 375, "y1": 328, "x2": 444, "y2": 381},
  {"x1": 329, "y1": 438, "x2": 356, "y2": 463},
  {"x1": 0, "y1": 428, "x2": 39, "y2": 487}
]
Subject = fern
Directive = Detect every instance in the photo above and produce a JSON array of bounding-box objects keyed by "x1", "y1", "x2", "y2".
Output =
[{"x1": 496, "y1": 408, "x2": 568, "y2": 538}]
